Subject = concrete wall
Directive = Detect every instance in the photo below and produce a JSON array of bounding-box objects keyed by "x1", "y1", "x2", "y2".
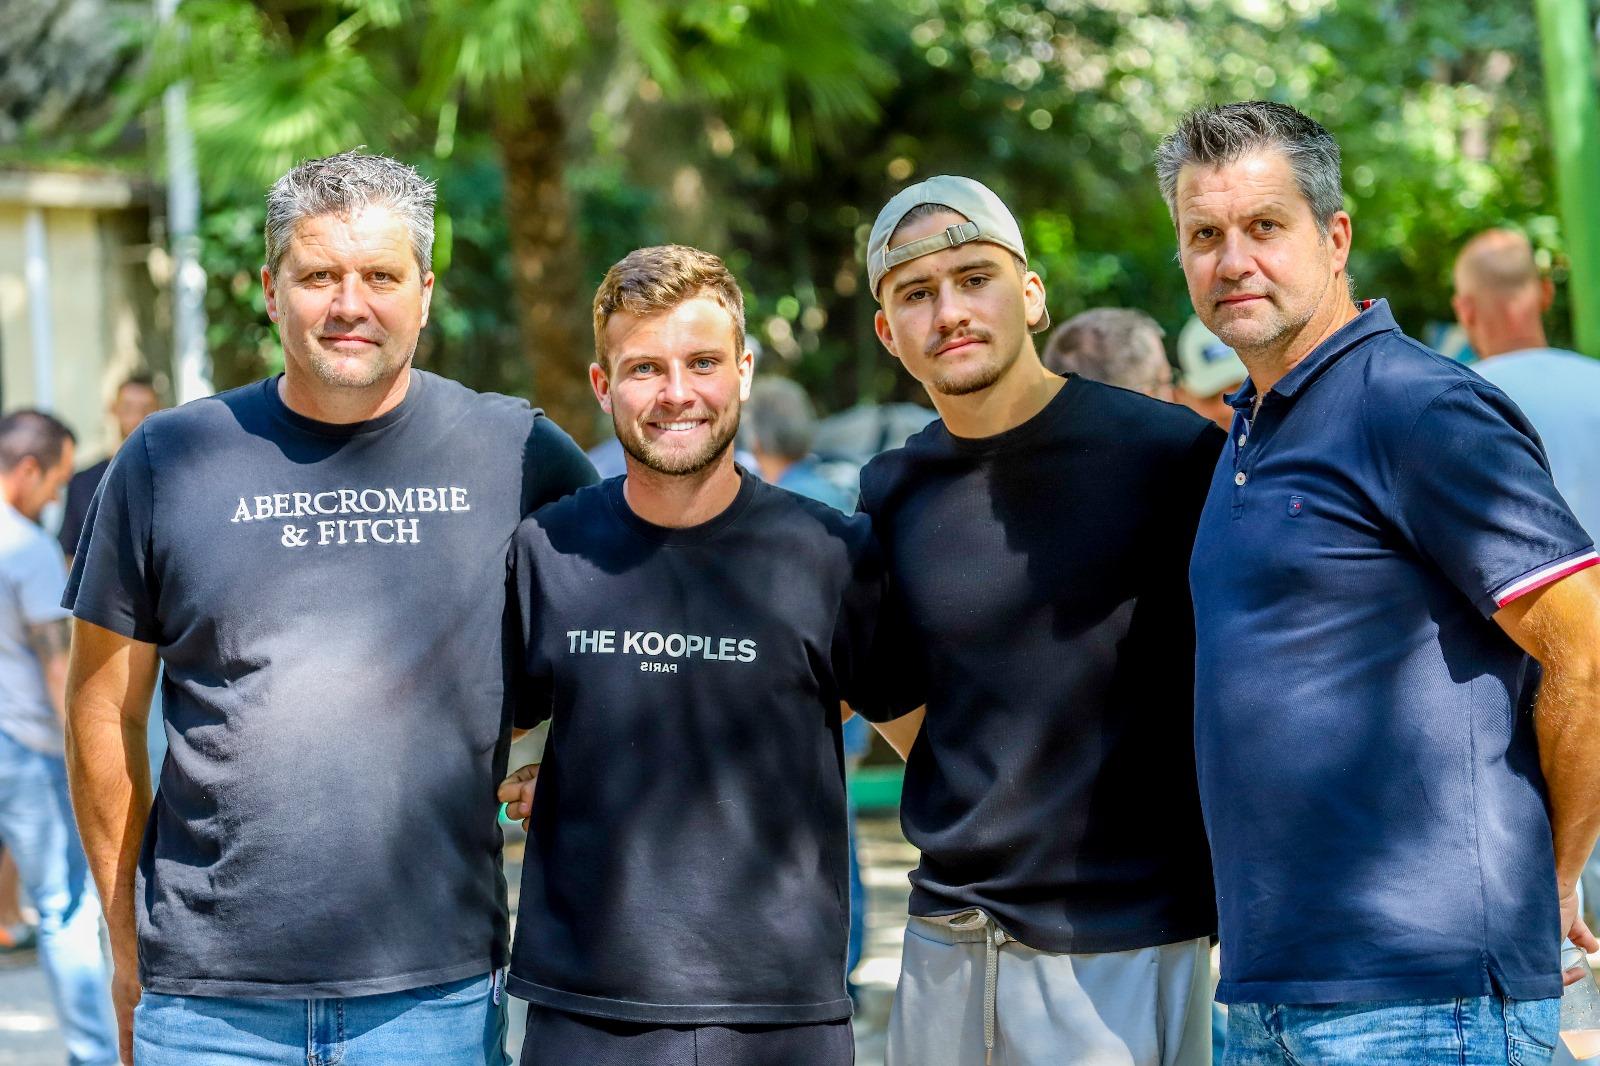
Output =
[{"x1": 0, "y1": 169, "x2": 165, "y2": 462}]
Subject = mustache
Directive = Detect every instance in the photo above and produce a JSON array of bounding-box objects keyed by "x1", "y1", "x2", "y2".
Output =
[
  {"x1": 925, "y1": 328, "x2": 992, "y2": 357},
  {"x1": 1211, "y1": 287, "x2": 1270, "y2": 304}
]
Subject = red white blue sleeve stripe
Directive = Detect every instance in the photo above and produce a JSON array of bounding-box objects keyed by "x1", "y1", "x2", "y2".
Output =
[{"x1": 1492, "y1": 547, "x2": 1600, "y2": 608}]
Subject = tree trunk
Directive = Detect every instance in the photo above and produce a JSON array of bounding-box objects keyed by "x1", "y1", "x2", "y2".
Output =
[{"x1": 494, "y1": 96, "x2": 597, "y2": 444}]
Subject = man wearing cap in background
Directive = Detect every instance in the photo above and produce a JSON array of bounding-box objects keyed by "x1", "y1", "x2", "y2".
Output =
[
  {"x1": 1174, "y1": 318, "x2": 1248, "y2": 431},
  {"x1": 1041, "y1": 307, "x2": 1175, "y2": 398},
  {"x1": 857, "y1": 175, "x2": 1226, "y2": 1066}
]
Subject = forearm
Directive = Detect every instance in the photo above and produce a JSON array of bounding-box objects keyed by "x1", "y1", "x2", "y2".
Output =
[
  {"x1": 65, "y1": 622, "x2": 157, "y2": 975},
  {"x1": 1535, "y1": 654, "x2": 1600, "y2": 892},
  {"x1": 25, "y1": 619, "x2": 72, "y2": 726}
]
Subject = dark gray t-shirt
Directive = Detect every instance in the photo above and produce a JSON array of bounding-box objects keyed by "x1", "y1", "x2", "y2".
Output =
[
  {"x1": 505, "y1": 471, "x2": 914, "y2": 1024},
  {"x1": 65, "y1": 370, "x2": 596, "y2": 998}
]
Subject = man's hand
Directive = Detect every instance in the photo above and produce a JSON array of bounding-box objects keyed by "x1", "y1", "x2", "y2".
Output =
[
  {"x1": 111, "y1": 965, "x2": 141, "y2": 1062},
  {"x1": 1562, "y1": 887, "x2": 1600, "y2": 986},
  {"x1": 498, "y1": 764, "x2": 540, "y2": 830}
]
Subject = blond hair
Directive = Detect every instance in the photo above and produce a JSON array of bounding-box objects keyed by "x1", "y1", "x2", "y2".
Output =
[{"x1": 592, "y1": 245, "x2": 745, "y2": 369}]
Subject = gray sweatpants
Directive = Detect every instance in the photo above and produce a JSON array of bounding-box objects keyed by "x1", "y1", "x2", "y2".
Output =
[{"x1": 887, "y1": 910, "x2": 1212, "y2": 1066}]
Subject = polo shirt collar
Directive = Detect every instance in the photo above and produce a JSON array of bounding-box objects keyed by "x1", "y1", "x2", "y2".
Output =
[{"x1": 1227, "y1": 299, "x2": 1397, "y2": 411}]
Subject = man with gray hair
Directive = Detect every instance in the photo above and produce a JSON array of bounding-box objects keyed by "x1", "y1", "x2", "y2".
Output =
[
  {"x1": 64, "y1": 150, "x2": 595, "y2": 1065},
  {"x1": 1162, "y1": 101, "x2": 1600, "y2": 1064},
  {"x1": 1041, "y1": 307, "x2": 1175, "y2": 398}
]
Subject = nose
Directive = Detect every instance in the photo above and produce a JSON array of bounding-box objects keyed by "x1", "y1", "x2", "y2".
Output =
[
  {"x1": 327, "y1": 273, "x2": 368, "y2": 323},
  {"x1": 659, "y1": 362, "x2": 695, "y2": 406},
  {"x1": 1216, "y1": 231, "x2": 1255, "y2": 282},
  {"x1": 932, "y1": 280, "x2": 972, "y2": 335}
]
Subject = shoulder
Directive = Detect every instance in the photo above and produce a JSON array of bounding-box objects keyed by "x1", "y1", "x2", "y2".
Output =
[
  {"x1": 517, "y1": 479, "x2": 610, "y2": 543},
  {"x1": 1071, "y1": 377, "x2": 1222, "y2": 456},
  {"x1": 858, "y1": 415, "x2": 946, "y2": 512},
  {"x1": 750, "y1": 478, "x2": 878, "y2": 571},
  {"x1": 1349, "y1": 331, "x2": 1525, "y2": 437},
  {"x1": 414, "y1": 371, "x2": 536, "y2": 434}
]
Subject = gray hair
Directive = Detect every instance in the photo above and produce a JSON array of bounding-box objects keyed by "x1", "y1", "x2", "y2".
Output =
[
  {"x1": 0, "y1": 410, "x2": 74, "y2": 473},
  {"x1": 264, "y1": 150, "x2": 437, "y2": 278},
  {"x1": 1042, "y1": 308, "x2": 1168, "y2": 390},
  {"x1": 745, "y1": 378, "x2": 818, "y2": 462},
  {"x1": 1155, "y1": 101, "x2": 1344, "y2": 235}
]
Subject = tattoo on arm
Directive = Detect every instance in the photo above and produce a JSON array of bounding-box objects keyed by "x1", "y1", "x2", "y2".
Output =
[{"x1": 24, "y1": 618, "x2": 72, "y2": 664}]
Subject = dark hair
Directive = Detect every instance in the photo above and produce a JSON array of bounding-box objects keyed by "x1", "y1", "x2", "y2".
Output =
[
  {"x1": 0, "y1": 410, "x2": 75, "y2": 473},
  {"x1": 1156, "y1": 101, "x2": 1344, "y2": 235},
  {"x1": 118, "y1": 373, "x2": 158, "y2": 396}
]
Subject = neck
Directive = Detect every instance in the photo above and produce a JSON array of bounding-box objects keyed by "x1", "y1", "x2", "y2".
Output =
[
  {"x1": 622, "y1": 450, "x2": 743, "y2": 528},
  {"x1": 930, "y1": 345, "x2": 1065, "y2": 439},
  {"x1": 278, "y1": 364, "x2": 414, "y2": 425},
  {"x1": 754, "y1": 453, "x2": 796, "y2": 484},
  {"x1": 1241, "y1": 292, "x2": 1359, "y2": 397},
  {"x1": 1474, "y1": 323, "x2": 1549, "y2": 361},
  {"x1": 0, "y1": 481, "x2": 32, "y2": 522}
]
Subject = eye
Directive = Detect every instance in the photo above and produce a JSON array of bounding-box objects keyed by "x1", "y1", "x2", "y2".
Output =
[
  {"x1": 691, "y1": 357, "x2": 716, "y2": 370},
  {"x1": 309, "y1": 270, "x2": 334, "y2": 282},
  {"x1": 370, "y1": 271, "x2": 392, "y2": 282},
  {"x1": 1192, "y1": 227, "x2": 1217, "y2": 242},
  {"x1": 963, "y1": 274, "x2": 990, "y2": 288},
  {"x1": 631, "y1": 362, "x2": 657, "y2": 376},
  {"x1": 1255, "y1": 219, "x2": 1278, "y2": 233},
  {"x1": 903, "y1": 289, "x2": 930, "y2": 303}
]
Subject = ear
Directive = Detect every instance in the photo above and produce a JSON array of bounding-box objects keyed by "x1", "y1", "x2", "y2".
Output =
[
  {"x1": 1451, "y1": 292, "x2": 1474, "y2": 329},
  {"x1": 873, "y1": 309, "x2": 902, "y2": 364},
  {"x1": 1022, "y1": 270, "x2": 1048, "y2": 332},
  {"x1": 737, "y1": 348, "x2": 754, "y2": 402},
  {"x1": 418, "y1": 271, "x2": 435, "y2": 329},
  {"x1": 589, "y1": 361, "x2": 613, "y2": 414},
  {"x1": 262, "y1": 266, "x2": 279, "y2": 323},
  {"x1": 1326, "y1": 211, "x2": 1353, "y2": 275}
]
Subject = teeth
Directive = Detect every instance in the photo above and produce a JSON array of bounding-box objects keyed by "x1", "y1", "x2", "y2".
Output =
[{"x1": 657, "y1": 421, "x2": 701, "y2": 431}]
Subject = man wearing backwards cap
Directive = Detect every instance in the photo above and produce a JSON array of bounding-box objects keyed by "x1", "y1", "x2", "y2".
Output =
[{"x1": 856, "y1": 175, "x2": 1226, "y2": 1065}]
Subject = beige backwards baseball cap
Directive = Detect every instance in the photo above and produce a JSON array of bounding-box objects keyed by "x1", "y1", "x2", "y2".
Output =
[
  {"x1": 867, "y1": 175, "x2": 1049, "y2": 332},
  {"x1": 1177, "y1": 316, "x2": 1248, "y2": 397}
]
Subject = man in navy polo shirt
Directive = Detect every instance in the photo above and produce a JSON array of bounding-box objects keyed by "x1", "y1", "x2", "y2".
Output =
[{"x1": 1159, "y1": 100, "x2": 1600, "y2": 1065}]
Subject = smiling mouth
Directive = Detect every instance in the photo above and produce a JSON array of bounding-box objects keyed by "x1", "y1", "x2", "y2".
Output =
[{"x1": 648, "y1": 419, "x2": 707, "y2": 433}]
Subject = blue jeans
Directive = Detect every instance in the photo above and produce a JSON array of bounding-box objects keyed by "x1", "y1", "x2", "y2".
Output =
[
  {"x1": 134, "y1": 971, "x2": 510, "y2": 1065},
  {"x1": 1226, "y1": 996, "x2": 1559, "y2": 1066},
  {"x1": 0, "y1": 728, "x2": 119, "y2": 1066}
]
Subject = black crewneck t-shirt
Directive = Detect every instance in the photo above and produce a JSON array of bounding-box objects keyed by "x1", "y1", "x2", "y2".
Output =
[
  {"x1": 506, "y1": 469, "x2": 914, "y2": 1024},
  {"x1": 858, "y1": 377, "x2": 1226, "y2": 953}
]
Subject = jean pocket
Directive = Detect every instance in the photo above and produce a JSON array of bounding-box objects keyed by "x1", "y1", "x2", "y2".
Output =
[{"x1": 1503, "y1": 996, "x2": 1558, "y2": 1059}]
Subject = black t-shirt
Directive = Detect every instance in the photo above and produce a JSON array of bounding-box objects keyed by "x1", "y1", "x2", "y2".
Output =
[
  {"x1": 64, "y1": 370, "x2": 596, "y2": 998},
  {"x1": 506, "y1": 470, "x2": 911, "y2": 1025},
  {"x1": 857, "y1": 378, "x2": 1226, "y2": 953},
  {"x1": 59, "y1": 457, "x2": 109, "y2": 559}
]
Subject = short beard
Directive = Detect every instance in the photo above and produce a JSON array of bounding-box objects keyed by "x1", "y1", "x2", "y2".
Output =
[
  {"x1": 927, "y1": 343, "x2": 1018, "y2": 398},
  {"x1": 617, "y1": 410, "x2": 740, "y2": 477},
  {"x1": 305, "y1": 344, "x2": 411, "y2": 391}
]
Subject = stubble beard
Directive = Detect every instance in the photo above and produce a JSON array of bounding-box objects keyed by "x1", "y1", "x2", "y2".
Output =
[
  {"x1": 927, "y1": 337, "x2": 1018, "y2": 398},
  {"x1": 616, "y1": 409, "x2": 741, "y2": 477},
  {"x1": 304, "y1": 340, "x2": 412, "y2": 391}
]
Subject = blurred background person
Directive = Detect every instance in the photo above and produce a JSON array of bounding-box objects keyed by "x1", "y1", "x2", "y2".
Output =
[
  {"x1": 1453, "y1": 228, "x2": 1600, "y2": 539},
  {"x1": 0, "y1": 410, "x2": 120, "y2": 1066},
  {"x1": 1042, "y1": 307, "x2": 1175, "y2": 398},
  {"x1": 745, "y1": 377, "x2": 856, "y2": 512},
  {"x1": 1175, "y1": 317, "x2": 1249, "y2": 430},
  {"x1": 58, "y1": 374, "x2": 162, "y2": 566}
]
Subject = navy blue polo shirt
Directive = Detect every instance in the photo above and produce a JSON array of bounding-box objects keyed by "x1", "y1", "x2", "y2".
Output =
[{"x1": 1191, "y1": 300, "x2": 1597, "y2": 1006}]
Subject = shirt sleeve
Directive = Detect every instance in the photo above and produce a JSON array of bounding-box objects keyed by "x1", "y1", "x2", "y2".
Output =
[
  {"x1": 834, "y1": 519, "x2": 924, "y2": 723},
  {"x1": 522, "y1": 413, "x2": 600, "y2": 516},
  {"x1": 1391, "y1": 381, "x2": 1597, "y2": 617},
  {"x1": 506, "y1": 526, "x2": 554, "y2": 731},
  {"x1": 12, "y1": 535, "x2": 69, "y2": 626},
  {"x1": 62, "y1": 425, "x2": 161, "y2": 642}
]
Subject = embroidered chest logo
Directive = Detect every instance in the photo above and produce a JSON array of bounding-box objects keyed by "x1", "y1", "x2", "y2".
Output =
[{"x1": 1287, "y1": 495, "x2": 1304, "y2": 517}]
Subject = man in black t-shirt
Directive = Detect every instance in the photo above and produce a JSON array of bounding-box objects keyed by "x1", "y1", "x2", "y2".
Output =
[
  {"x1": 63, "y1": 151, "x2": 595, "y2": 1066},
  {"x1": 859, "y1": 176, "x2": 1225, "y2": 1066},
  {"x1": 496, "y1": 245, "x2": 915, "y2": 1066},
  {"x1": 58, "y1": 374, "x2": 161, "y2": 564}
]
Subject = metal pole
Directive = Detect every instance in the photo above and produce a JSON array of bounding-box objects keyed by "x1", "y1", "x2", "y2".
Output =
[
  {"x1": 1535, "y1": 0, "x2": 1600, "y2": 357},
  {"x1": 22, "y1": 207, "x2": 55, "y2": 410},
  {"x1": 156, "y1": 0, "x2": 212, "y2": 402}
]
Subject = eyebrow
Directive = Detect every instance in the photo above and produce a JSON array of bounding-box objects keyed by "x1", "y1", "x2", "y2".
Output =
[{"x1": 890, "y1": 257, "x2": 1003, "y2": 297}]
